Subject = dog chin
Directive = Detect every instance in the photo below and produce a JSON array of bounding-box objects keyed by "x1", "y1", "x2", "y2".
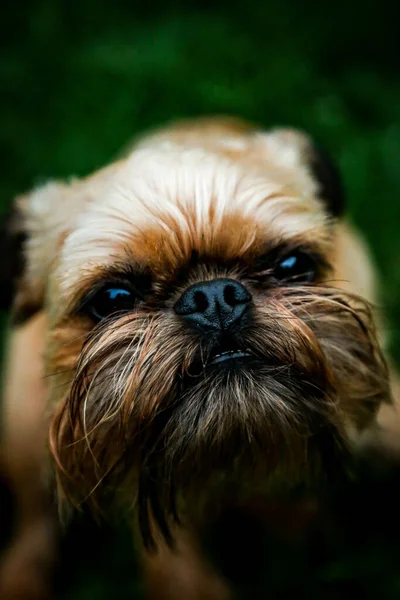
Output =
[{"x1": 143, "y1": 351, "x2": 344, "y2": 524}]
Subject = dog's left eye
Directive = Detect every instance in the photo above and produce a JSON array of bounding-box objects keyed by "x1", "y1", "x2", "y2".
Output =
[
  {"x1": 274, "y1": 251, "x2": 317, "y2": 283},
  {"x1": 85, "y1": 286, "x2": 137, "y2": 321}
]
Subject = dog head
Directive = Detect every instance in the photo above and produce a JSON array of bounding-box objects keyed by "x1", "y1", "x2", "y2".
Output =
[{"x1": 1, "y1": 118, "x2": 390, "y2": 546}]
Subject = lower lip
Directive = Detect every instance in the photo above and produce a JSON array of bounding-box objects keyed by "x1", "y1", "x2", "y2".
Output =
[{"x1": 210, "y1": 351, "x2": 252, "y2": 365}]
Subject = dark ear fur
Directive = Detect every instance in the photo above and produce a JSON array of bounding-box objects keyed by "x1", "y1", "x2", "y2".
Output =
[
  {"x1": 266, "y1": 127, "x2": 346, "y2": 217},
  {"x1": 308, "y1": 142, "x2": 346, "y2": 217},
  {"x1": 0, "y1": 205, "x2": 27, "y2": 312}
]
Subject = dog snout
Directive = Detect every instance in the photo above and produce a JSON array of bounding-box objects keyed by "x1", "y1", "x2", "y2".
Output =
[{"x1": 174, "y1": 278, "x2": 252, "y2": 333}]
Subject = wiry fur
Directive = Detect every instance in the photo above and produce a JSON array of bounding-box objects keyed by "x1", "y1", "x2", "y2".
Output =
[
  {"x1": 48, "y1": 277, "x2": 389, "y2": 547},
  {"x1": 0, "y1": 116, "x2": 397, "y2": 600}
]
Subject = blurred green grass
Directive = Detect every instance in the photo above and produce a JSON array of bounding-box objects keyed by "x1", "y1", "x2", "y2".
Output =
[{"x1": 1, "y1": 0, "x2": 400, "y2": 597}]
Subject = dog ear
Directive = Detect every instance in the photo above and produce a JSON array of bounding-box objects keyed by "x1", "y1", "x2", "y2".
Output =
[
  {"x1": 0, "y1": 181, "x2": 79, "y2": 324},
  {"x1": 305, "y1": 141, "x2": 345, "y2": 217},
  {"x1": 261, "y1": 128, "x2": 345, "y2": 218},
  {"x1": 1, "y1": 168, "x2": 116, "y2": 324},
  {"x1": 0, "y1": 203, "x2": 27, "y2": 313}
]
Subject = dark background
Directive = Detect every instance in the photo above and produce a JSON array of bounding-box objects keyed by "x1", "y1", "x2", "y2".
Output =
[{"x1": 1, "y1": 0, "x2": 400, "y2": 598}]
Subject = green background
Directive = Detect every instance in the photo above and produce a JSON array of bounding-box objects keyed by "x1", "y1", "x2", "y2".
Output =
[{"x1": 1, "y1": 0, "x2": 400, "y2": 598}]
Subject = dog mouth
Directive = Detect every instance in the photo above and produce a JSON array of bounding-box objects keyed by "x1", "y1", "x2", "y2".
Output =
[
  {"x1": 208, "y1": 336, "x2": 252, "y2": 366},
  {"x1": 210, "y1": 349, "x2": 252, "y2": 365},
  {"x1": 186, "y1": 336, "x2": 254, "y2": 377}
]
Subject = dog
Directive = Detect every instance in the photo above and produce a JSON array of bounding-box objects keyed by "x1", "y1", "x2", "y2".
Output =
[{"x1": 0, "y1": 116, "x2": 399, "y2": 599}]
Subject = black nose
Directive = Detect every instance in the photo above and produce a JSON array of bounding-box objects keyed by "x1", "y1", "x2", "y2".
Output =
[{"x1": 174, "y1": 278, "x2": 252, "y2": 332}]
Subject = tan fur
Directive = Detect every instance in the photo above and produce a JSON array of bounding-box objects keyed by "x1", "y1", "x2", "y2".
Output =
[
  {"x1": 142, "y1": 525, "x2": 232, "y2": 600},
  {"x1": 1, "y1": 116, "x2": 398, "y2": 600},
  {"x1": 332, "y1": 221, "x2": 400, "y2": 446},
  {"x1": 0, "y1": 313, "x2": 55, "y2": 599}
]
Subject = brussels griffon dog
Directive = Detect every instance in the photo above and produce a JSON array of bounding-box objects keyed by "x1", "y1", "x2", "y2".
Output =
[{"x1": 0, "y1": 117, "x2": 399, "y2": 599}]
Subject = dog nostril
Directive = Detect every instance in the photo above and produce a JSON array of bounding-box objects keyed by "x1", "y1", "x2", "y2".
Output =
[
  {"x1": 223, "y1": 284, "x2": 238, "y2": 307},
  {"x1": 194, "y1": 290, "x2": 208, "y2": 313},
  {"x1": 174, "y1": 278, "x2": 252, "y2": 329}
]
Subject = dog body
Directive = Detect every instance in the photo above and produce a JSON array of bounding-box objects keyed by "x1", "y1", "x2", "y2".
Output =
[{"x1": 0, "y1": 117, "x2": 398, "y2": 599}]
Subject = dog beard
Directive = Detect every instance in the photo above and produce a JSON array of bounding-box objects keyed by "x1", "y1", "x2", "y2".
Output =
[{"x1": 49, "y1": 276, "x2": 388, "y2": 548}]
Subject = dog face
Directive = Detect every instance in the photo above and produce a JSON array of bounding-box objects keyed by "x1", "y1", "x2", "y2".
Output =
[{"x1": 2, "y1": 119, "x2": 390, "y2": 546}]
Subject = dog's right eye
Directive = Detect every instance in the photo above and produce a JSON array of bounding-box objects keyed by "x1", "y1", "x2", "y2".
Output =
[{"x1": 85, "y1": 286, "x2": 137, "y2": 322}]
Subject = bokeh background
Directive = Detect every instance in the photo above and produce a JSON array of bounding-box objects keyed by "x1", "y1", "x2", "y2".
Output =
[{"x1": 1, "y1": 0, "x2": 400, "y2": 598}]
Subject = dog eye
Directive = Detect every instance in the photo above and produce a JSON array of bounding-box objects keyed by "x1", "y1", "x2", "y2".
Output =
[
  {"x1": 86, "y1": 286, "x2": 137, "y2": 321},
  {"x1": 274, "y1": 251, "x2": 317, "y2": 283}
]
